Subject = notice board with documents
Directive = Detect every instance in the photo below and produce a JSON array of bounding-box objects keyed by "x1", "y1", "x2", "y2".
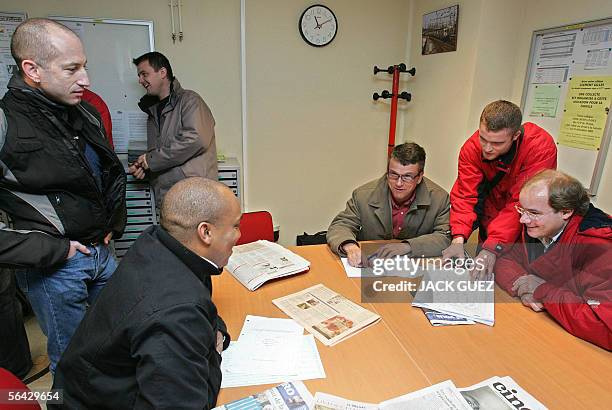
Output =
[{"x1": 521, "y1": 17, "x2": 612, "y2": 195}]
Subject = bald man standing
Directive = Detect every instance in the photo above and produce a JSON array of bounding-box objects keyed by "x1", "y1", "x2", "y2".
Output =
[
  {"x1": 0, "y1": 19, "x2": 126, "y2": 373},
  {"x1": 53, "y1": 178, "x2": 239, "y2": 409}
]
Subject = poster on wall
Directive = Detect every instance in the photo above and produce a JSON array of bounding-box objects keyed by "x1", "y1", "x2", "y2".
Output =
[
  {"x1": 521, "y1": 18, "x2": 612, "y2": 194},
  {"x1": 0, "y1": 11, "x2": 26, "y2": 98},
  {"x1": 422, "y1": 4, "x2": 459, "y2": 55},
  {"x1": 558, "y1": 76, "x2": 612, "y2": 150}
]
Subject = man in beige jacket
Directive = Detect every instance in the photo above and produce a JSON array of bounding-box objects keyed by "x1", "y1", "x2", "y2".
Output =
[
  {"x1": 129, "y1": 52, "x2": 218, "y2": 206},
  {"x1": 327, "y1": 143, "x2": 451, "y2": 267}
]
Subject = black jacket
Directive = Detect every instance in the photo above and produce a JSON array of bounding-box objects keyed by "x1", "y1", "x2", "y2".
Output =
[
  {"x1": 52, "y1": 226, "x2": 230, "y2": 410},
  {"x1": 0, "y1": 75, "x2": 126, "y2": 268}
]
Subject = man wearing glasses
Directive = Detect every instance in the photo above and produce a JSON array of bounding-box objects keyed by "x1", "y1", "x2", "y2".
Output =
[
  {"x1": 495, "y1": 170, "x2": 611, "y2": 349},
  {"x1": 327, "y1": 142, "x2": 451, "y2": 267},
  {"x1": 443, "y1": 100, "x2": 557, "y2": 280}
]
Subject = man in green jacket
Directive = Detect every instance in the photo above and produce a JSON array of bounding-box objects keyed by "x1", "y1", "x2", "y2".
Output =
[
  {"x1": 129, "y1": 51, "x2": 218, "y2": 206},
  {"x1": 327, "y1": 142, "x2": 451, "y2": 267}
]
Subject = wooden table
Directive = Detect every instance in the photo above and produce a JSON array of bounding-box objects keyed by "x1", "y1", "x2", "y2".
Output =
[{"x1": 213, "y1": 245, "x2": 612, "y2": 408}]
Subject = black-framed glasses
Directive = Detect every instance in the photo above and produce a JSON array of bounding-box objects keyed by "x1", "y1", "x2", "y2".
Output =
[{"x1": 387, "y1": 171, "x2": 421, "y2": 183}]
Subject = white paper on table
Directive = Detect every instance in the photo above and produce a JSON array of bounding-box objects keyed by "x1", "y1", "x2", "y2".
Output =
[
  {"x1": 226, "y1": 331, "x2": 301, "y2": 376},
  {"x1": 239, "y1": 314, "x2": 304, "y2": 339},
  {"x1": 221, "y1": 335, "x2": 325, "y2": 388},
  {"x1": 340, "y1": 258, "x2": 375, "y2": 277}
]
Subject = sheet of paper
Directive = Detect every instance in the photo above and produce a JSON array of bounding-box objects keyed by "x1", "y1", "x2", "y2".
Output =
[
  {"x1": 528, "y1": 84, "x2": 562, "y2": 117},
  {"x1": 238, "y1": 314, "x2": 304, "y2": 339},
  {"x1": 226, "y1": 331, "x2": 302, "y2": 376},
  {"x1": 221, "y1": 335, "x2": 326, "y2": 388},
  {"x1": 558, "y1": 76, "x2": 612, "y2": 150},
  {"x1": 340, "y1": 257, "x2": 372, "y2": 278}
]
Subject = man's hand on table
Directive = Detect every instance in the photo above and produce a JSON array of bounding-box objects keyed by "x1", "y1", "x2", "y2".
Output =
[{"x1": 343, "y1": 243, "x2": 362, "y2": 267}]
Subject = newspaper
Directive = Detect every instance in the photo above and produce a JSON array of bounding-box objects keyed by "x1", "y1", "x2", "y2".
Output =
[
  {"x1": 272, "y1": 284, "x2": 381, "y2": 346},
  {"x1": 227, "y1": 240, "x2": 311, "y2": 291},
  {"x1": 411, "y1": 267, "x2": 495, "y2": 326},
  {"x1": 213, "y1": 381, "x2": 314, "y2": 410},
  {"x1": 421, "y1": 308, "x2": 476, "y2": 326},
  {"x1": 459, "y1": 376, "x2": 547, "y2": 410},
  {"x1": 312, "y1": 376, "x2": 547, "y2": 410}
]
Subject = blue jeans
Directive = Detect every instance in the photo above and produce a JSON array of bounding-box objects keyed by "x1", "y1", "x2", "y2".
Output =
[{"x1": 15, "y1": 244, "x2": 117, "y2": 373}]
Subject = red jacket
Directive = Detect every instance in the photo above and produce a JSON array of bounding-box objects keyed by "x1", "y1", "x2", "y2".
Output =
[
  {"x1": 82, "y1": 89, "x2": 113, "y2": 148},
  {"x1": 495, "y1": 206, "x2": 612, "y2": 350},
  {"x1": 450, "y1": 122, "x2": 556, "y2": 254}
]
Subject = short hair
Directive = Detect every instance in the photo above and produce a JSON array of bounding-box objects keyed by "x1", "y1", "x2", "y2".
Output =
[
  {"x1": 11, "y1": 18, "x2": 76, "y2": 71},
  {"x1": 160, "y1": 178, "x2": 232, "y2": 242},
  {"x1": 480, "y1": 100, "x2": 522, "y2": 134},
  {"x1": 522, "y1": 169, "x2": 590, "y2": 215},
  {"x1": 132, "y1": 51, "x2": 174, "y2": 81},
  {"x1": 390, "y1": 142, "x2": 426, "y2": 172}
]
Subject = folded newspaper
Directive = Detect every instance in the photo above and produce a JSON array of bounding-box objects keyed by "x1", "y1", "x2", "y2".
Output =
[
  {"x1": 411, "y1": 266, "x2": 495, "y2": 326},
  {"x1": 213, "y1": 381, "x2": 313, "y2": 410},
  {"x1": 273, "y1": 284, "x2": 381, "y2": 346},
  {"x1": 227, "y1": 240, "x2": 311, "y2": 291},
  {"x1": 421, "y1": 308, "x2": 476, "y2": 326},
  {"x1": 313, "y1": 376, "x2": 547, "y2": 410}
]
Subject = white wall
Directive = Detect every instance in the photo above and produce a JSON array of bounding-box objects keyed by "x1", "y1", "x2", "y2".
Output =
[{"x1": 244, "y1": 0, "x2": 412, "y2": 243}]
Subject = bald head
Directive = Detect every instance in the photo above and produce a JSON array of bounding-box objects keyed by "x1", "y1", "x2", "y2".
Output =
[
  {"x1": 161, "y1": 178, "x2": 240, "y2": 243},
  {"x1": 11, "y1": 18, "x2": 78, "y2": 72}
]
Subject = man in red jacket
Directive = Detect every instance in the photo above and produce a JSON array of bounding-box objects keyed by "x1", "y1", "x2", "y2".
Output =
[
  {"x1": 443, "y1": 100, "x2": 557, "y2": 279},
  {"x1": 82, "y1": 88, "x2": 113, "y2": 148},
  {"x1": 495, "y1": 170, "x2": 611, "y2": 350}
]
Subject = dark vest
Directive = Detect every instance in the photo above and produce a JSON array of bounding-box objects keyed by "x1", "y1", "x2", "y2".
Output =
[{"x1": 0, "y1": 87, "x2": 126, "y2": 243}]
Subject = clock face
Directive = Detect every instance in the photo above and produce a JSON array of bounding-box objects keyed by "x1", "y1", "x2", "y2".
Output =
[{"x1": 299, "y1": 5, "x2": 338, "y2": 47}]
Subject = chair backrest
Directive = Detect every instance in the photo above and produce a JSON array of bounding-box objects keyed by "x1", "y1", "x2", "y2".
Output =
[
  {"x1": 0, "y1": 368, "x2": 42, "y2": 410},
  {"x1": 236, "y1": 211, "x2": 274, "y2": 245}
]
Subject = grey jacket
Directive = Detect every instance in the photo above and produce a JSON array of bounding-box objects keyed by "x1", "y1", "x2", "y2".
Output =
[
  {"x1": 140, "y1": 79, "x2": 218, "y2": 205},
  {"x1": 327, "y1": 175, "x2": 451, "y2": 257}
]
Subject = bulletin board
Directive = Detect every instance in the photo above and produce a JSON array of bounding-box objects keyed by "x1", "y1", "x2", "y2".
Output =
[{"x1": 521, "y1": 17, "x2": 612, "y2": 195}]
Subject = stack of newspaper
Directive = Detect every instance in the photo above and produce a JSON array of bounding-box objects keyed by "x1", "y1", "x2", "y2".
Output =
[
  {"x1": 411, "y1": 267, "x2": 495, "y2": 326},
  {"x1": 272, "y1": 284, "x2": 381, "y2": 346},
  {"x1": 314, "y1": 376, "x2": 547, "y2": 409},
  {"x1": 214, "y1": 376, "x2": 547, "y2": 410},
  {"x1": 226, "y1": 240, "x2": 311, "y2": 291},
  {"x1": 220, "y1": 315, "x2": 325, "y2": 388},
  {"x1": 213, "y1": 381, "x2": 313, "y2": 410}
]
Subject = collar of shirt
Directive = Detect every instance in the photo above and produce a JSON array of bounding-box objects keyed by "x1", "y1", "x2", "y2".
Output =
[
  {"x1": 391, "y1": 192, "x2": 416, "y2": 238},
  {"x1": 539, "y1": 226, "x2": 565, "y2": 251}
]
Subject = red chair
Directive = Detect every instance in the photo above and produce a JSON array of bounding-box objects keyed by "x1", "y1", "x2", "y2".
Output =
[
  {"x1": 236, "y1": 211, "x2": 274, "y2": 245},
  {"x1": 0, "y1": 368, "x2": 42, "y2": 409}
]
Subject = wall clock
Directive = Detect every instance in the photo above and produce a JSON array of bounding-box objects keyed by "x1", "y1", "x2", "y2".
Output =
[{"x1": 299, "y1": 4, "x2": 338, "y2": 47}]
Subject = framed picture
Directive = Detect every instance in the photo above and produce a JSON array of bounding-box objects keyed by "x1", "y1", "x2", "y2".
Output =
[{"x1": 422, "y1": 4, "x2": 459, "y2": 55}]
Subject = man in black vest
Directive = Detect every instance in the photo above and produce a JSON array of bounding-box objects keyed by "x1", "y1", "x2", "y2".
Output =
[
  {"x1": 0, "y1": 18, "x2": 126, "y2": 373},
  {"x1": 53, "y1": 178, "x2": 238, "y2": 409}
]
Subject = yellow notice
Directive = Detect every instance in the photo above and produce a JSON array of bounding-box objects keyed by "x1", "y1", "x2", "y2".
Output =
[{"x1": 558, "y1": 76, "x2": 612, "y2": 150}]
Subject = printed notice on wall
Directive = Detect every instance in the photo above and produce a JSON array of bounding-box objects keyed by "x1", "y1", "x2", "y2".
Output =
[
  {"x1": 558, "y1": 76, "x2": 612, "y2": 150},
  {"x1": 529, "y1": 84, "x2": 562, "y2": 117}
]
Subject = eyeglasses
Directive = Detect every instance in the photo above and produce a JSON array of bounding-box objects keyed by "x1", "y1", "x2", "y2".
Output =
[
  {"x1": 387, "y1": 171, "x2": 421, "y2": 183},
  {"x1": 514, "y1": 204, "x2": 544, "y2": 220}
]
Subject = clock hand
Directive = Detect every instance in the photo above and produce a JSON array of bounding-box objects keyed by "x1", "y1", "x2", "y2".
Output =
[
  {"x1": 320, "y1": 18, "x2": 332, "y2": 26},
  {"x1": 314, "y1": 15, "x2": 321, "y2": 29}
]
